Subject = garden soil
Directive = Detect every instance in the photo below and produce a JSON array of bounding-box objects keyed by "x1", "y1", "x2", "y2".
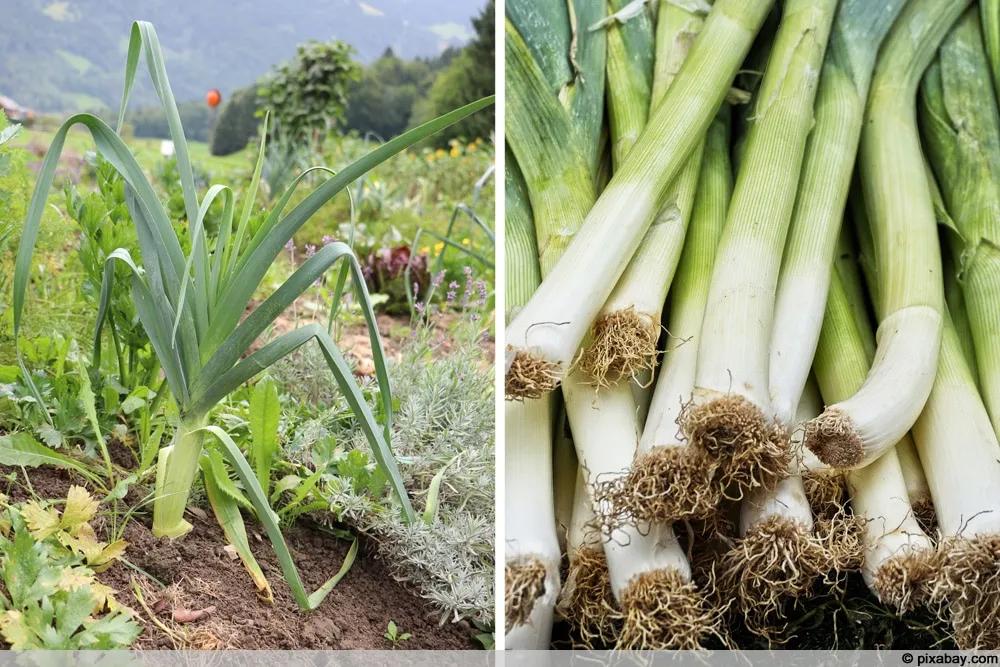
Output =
[{"x1": 0, "y1": 464, "x2": 476, "y2": 650}]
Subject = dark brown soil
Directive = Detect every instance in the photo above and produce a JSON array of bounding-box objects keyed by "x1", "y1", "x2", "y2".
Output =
[{"x1": 0, "y1": 464, "x2": 475, "y2": 650}]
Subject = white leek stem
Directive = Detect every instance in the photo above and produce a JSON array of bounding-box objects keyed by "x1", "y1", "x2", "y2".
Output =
[
  {"x1": 768, "y1": 0, "x2": 908, "y2": 424},
  {"x1": 804, "y1": 0, "x2": 970, "y2": 468},
  {"x1": 504, "y1": 398, "x2": 561, "y2": 647}
]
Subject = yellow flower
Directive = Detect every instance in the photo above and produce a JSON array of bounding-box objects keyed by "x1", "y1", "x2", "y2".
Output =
[
  {"x1": 467, "y1": 143, "x2": 476, "y2": 152},
  {"x1": 433, "y1": 241, "x2": 445, "y2": 253},
  {"x1": 461, "y1": 238, "x2": 471, "y2": 246},
  {"x1": 450, "y1": 146, "x2": 461, "y2": 158},
  {"x1": 419, "y1": 246, "x2": 429, "y2": 254},
  {"x1": 435, "y1": 148, "x2": 447, "y2": 158}
]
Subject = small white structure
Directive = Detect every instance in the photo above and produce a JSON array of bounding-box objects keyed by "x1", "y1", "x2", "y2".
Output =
[{"x1": 160, "y1": 140, "x2": 175, "y2": 157}]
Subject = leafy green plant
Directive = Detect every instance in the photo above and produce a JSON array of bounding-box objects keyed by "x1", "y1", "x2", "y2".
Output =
[
  {"x1": 258, "y1": 40, "x2": 361, "y2": 152},
  {"x1": 12, "y1": 21, "x2": 492, "y2": 610},
  {"x1": 0, "y1": 487, "x2": 140, "y2": 649},
  {"x1": 383, "y1": 620, "x2": 412, "y2": 647}
]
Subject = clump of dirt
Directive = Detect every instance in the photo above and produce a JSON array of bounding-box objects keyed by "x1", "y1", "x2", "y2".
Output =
[{"x1": 0, "y1": 464, "x2": 475, "y2": 650}]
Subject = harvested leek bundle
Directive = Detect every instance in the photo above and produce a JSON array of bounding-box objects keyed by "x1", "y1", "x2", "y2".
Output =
[
  {"x1": 803, "y1": 0, "x2": 970, "y2": 468},
  {"x1": 505, "y1": 0, "x2": 774, "y2": 399},
  {"x1": 685, "y1": 0, "x2": 836, "y2": 496}
]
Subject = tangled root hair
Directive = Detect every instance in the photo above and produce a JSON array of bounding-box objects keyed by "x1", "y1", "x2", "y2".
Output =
[
  {"x1": 873, "y1": 549, "x2": 939, "y2": 615},
  {"x1": 617, "y1": 568, "x2": 728, "y2": 649},
  {"x1": 803, "y1": 471, "x2": 847, "y2": 522},
  {"x1": 505, "y1": 350, "x2": 560, "y2": 400},
  {"x1": 594, "y1": 446, "x2": 722, "y2": 527},
  {"x1": 718, "y1": 516, "x2": 834, "y2": 638},
  {"x1": 813, "y1": 507, "x2": 866, "y2": 572},
  {"x1": 579, "y1": 308, "x2": 659, "y2": 389},
  {"x1": 558, "y1": 547, "x2": 621, "y2": 648},
  {"x1": 931, "y1": 535, "x2": 1000, "y2": 649},
  {"x1": 505, "y1": 558, "x2": 548, "y2": 628},
  {"x1": 803, "y1": 408, "x2": 864, "y2": 468},
  {"x1": 680, "y1": 395, "x2": 789, "y2": 500}
]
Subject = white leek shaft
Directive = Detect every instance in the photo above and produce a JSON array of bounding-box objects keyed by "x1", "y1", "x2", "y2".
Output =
[
  {"x1": 768, "y1": 0, "x2": 907, "y2": 425},
  {"x1": 847, "y1": 448, "x2": 934, "y2": 593},
  {"x1": 504, "y1": 398, "x2": 561, "y2": 646},
  {"x1": 695, "y1": 0, "x2": 836, "y2": 413},
  {"x1": 912, "y1": 318, "x2": 1000, "y2": 539},
  {"x1": 641, "y1": 111, "x2": 731, "y2": 454},
  {"x1": 563, "y1": 373, "x2": 691, "y2": 603}
]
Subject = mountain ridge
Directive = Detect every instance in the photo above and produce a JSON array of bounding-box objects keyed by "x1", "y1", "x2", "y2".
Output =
[{"x1": 2, "y1": 0, "x2": 481, "y2": 112}]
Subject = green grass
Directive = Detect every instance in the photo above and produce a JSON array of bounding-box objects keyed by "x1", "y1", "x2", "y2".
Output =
[{"x1": 9, "y1": 124, "x2": 252, "y2": 178}]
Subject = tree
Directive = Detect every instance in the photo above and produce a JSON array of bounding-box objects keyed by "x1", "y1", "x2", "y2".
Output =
[
  {"x1": 257, "y1": 40, "x2": 360, "y2": 151},
  {"x1": 345, "y1": 49, "x2": 435, "y2": 139},
  {"x1": 209, "y1": 86, "x2": 260, "y2": 156},
  {"x1": 409, "y1": 0, "x2": 494, "y2": 146}
]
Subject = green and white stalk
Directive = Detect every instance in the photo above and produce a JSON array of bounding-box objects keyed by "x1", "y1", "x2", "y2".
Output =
[
  {"x1": 153, "y1": 415, "x2": 208, "y2": 537},
  {"x1": 602, "y1": 0, "x2": 654, "y2": 170},
  {"x1": 685, "y1": 0, "x2": 836, "y2": 495},
  {"x1": 505, "y1": 0, "x2": 774, "y2": 399},
  {"x1": 504, "y1": 155, "x2": 561, "y2": 648},
  {"x1": 604, "y1": 109, "x2": 732, "y2": 524},
  {"x1": 919, "y1": 8, "x2": 1000, "y2": 439},
  {"x1": 815, "y1": 260, "x2": 935, "y2": 614},
  {"x1": 911, "y1": 313, "x2": 1000, "y2": 648},
  {"x1": 768, "y1": 0, "x2": 907, "y2": 425},
  {"x1": 581, "y1": 1, "x2": 707, "y2": 386},
  {"x1": 802, "y1": 0, "x2": 970, "y2": 469}
]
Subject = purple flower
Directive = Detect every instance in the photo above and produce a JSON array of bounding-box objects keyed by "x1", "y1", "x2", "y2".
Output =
[
  {"x1": 305, "y1": 244, "x2": 317, "y2": 258},
  {"x1": 476, "y1": 279, "x2": 488, "y2": 306},
  {"x1": 432, "y1": 271, "x2": 446, "y2": 289},
  {"x1": 322, "y1": 235, "x2": 336, "y2": 246},
  {"x1": 415, "y1": 301, "x2": 425, "y2": 315},
  {"x1": 284, "y1": 239, "x2": 295, "y2": 253}
]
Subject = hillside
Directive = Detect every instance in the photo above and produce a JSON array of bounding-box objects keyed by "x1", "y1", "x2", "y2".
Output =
[{"x1": 1, "y1": 0, "x2": 481, "y2": 112}]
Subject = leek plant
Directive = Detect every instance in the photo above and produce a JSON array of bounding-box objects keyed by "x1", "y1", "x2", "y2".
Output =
[
  {"x1": 684, "y1": 0, "x2": 836, "y2": 498},
  {"x1": 12, "y1": 21, "x2": 492, "y2": 610},
  {"x1": 803, "y1": 0, "x2": 970, "y2": 469},
  {"x1": 911, "y1": 313, "x2": 1000, "y2": 648},
  {"x1": 503, "y1": 155, "x2": 560, "y2": 649},
  {"x1": 581, "y1": 0, "x2": 707, "y2": 387},
  {"x1": 769, "y1": 0, "x2": 907, "y2": 426},
  {"x1": 504, "y1": 0, "x2": 774, "y2": 400},
  {"x1": 814, "y1": 253, "x2": 935, "y2": 615},
  {"x1": 919, "y1": 8, "x2": 1000, "y2": 439}
]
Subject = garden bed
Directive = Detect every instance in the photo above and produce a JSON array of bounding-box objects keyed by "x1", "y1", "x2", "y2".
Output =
[{"x1": 0, "y1": 463, "x2": 474, "y2": 650}]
